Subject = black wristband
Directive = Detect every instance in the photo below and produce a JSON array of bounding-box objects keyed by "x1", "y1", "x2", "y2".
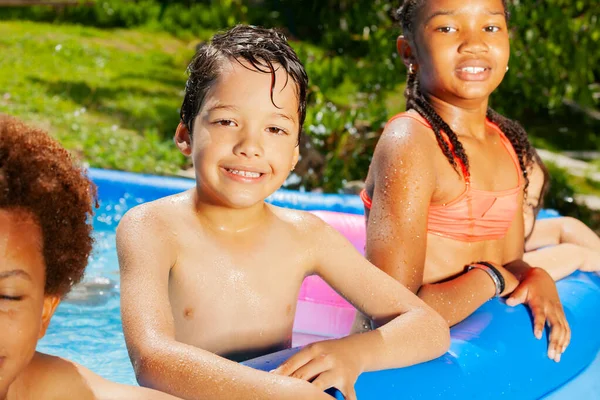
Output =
[{"x1": 474, "y1": 261, "x2": 505, "y2": 295}]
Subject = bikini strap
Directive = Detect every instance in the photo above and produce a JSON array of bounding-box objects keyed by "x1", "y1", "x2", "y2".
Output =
[{"x1": 486, "y1": 120, "x2": 524, "y2": 185}]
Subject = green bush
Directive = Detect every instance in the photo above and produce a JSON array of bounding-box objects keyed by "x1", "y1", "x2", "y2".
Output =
[
  {"x1": 0, "y1": 1, "x2": 598, "y2": 197},
  {"x1": 496, "y1": 0, "x2": 600, "y2": 117},
  {"x1": 2, "y1": 1, "x2": 597, "y2": 118}
]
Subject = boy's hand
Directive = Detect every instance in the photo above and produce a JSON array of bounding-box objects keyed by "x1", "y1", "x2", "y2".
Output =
[
  {"x1": 272, "y1": 339, "x2": 363, "y2": 400},
  {"x1": 506, "y1": 267, "x2": 570, "y2": 362}
]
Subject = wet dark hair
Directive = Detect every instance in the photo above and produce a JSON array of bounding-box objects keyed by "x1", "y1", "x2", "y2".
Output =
[
  {"x1": 395, "y1": 0, "x2": 534, "y2": 190},
  {"x1": 0, "y1": 115, "x2": 97, "y2": 297},
  {"x1": 180, "y1": 25, "x2": 309, "y2": 140}
]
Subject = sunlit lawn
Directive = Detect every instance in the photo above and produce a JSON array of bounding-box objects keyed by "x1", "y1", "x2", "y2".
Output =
[{"x1": 0, "y1": 21, "x2": 194, "y2": 173}]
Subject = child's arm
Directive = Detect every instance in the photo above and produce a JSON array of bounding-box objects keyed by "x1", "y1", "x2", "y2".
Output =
[
  {"x1": 502, "y1": 192, "x2": 570, "y2": 362},
  {"x1": 74, "y1": 361, "x2": 184, "y2": 400},
  {"x1": 26, "y1": 352, "x2": 183, "y2": 400},
  {"x1": 526, "y1": 217, "x2": 600, "y2": 252},
  {"x1": 273, "y1": 213, "x2": 450, "y2": 397},
  {"x1": 116, "y1": 207, "x2": 332, "y2": 400},
  {"x1": 363, "y1": 121, "x2": 516, "y2": 325}
]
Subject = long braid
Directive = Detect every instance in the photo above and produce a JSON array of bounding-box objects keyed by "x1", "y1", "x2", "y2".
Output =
[
  {"x1": 486, "y1": 108, "x2": 534, "y2": 191},
  {"x1": 396, "y1": 0, "x2": 533, "y2": 187},
  {"x1": 405, "y1": 72, "x2": 462, "y2": 173}
]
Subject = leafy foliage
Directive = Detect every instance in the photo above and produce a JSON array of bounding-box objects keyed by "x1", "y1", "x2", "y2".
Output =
[{"x1": 0, "y1": 1, "x2": 598, "y2": 223}]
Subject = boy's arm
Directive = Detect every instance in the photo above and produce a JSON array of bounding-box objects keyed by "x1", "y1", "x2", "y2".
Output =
[
  {"x1": 363, "y1": 122, "x2": 511, "y2": 326},
  {"x1": 312, "y1": 215, "x2": 452, "y2": 369},
  {"x1": 274, "y1": 214, "x2": 450, "y2": 398},
  {"x1": 116, "y1": 206, "x2": 331, "y2": 400}
]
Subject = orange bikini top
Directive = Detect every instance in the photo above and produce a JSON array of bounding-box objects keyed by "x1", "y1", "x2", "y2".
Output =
[{"x1": 361, "y1": 112, "x2": 524, "y2": 242}]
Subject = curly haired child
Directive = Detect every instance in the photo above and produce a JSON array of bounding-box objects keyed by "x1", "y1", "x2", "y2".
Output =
[{"x1": 0, "y1": 115, "x2": 181, "y2": 400}]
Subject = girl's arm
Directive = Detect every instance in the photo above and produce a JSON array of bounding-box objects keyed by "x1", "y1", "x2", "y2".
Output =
[
  {"x1": 503, "y1": 190, "x2": 570, "y2": 362},
  {"x1": 363, "y1": 120, "x2": 512, "y2": 326}
]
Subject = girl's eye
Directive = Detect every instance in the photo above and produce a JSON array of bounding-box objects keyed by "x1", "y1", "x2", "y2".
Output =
[
  {"x1": 267, "y1": 127, "x2": 288, "y2": 135},
  {"x1": 437, "y1": 26, "x2": 457, "y2": 33},
  {"x1": 484, "y1": 26, "x2": 501, "y2": 33},
  {"x1": 214, "y1": 119, "x2": 236, "y2": 127}
]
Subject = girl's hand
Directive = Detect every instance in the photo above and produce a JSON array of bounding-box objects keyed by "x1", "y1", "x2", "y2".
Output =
[
  {"x1": 506, "y1": 267, "x2": 570, "y2": 362},
  {"x1": 492, "y1": 263, "x2": 520, "y2": 296},
  {"x1": 272, "y1": 339, "x2": 364, "y2": 400}
]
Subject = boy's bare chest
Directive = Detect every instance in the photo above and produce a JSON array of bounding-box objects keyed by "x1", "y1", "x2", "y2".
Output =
[{"x1": 166, "y1": 234, "x2": 310, "y2": 355}]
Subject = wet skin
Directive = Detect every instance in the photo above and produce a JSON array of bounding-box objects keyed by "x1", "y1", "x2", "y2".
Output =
[
  {"x1": 362, "y1": 0, "x2": 570, "y2": 362},
  {"x1": 0, "y1": 210, "x2": 58, "y2": 400},
  {"x1": 0, "y1": 209, "x2": 181, "y2": 400},
  {"x1": 117, "y1": 58, "x2": 450, "y2": 400}
]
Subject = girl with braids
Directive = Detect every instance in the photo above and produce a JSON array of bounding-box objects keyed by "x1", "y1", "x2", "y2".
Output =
[
  {"x1": 359, "y1": 0, "x2": 570, "y2": 362},
  {"x1": 523, "y1": 150, "x2": 600, "y2": 279}
]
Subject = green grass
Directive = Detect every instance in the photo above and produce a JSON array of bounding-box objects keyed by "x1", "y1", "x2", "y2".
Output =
[
  {"x1": 0, "y1": 20, "x2": 598, "y2": 206},
  {"x1": 0, "y1": 21, "x2": 196, "y2": 174}
]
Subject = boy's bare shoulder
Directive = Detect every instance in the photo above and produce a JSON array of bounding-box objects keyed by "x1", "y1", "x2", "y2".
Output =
[
  {"x1": 268, "y1": 205, "x2": 330, "y2": 235},
  {"x1": 117, "y1": 190, "x2": 194, "y2": 235}
]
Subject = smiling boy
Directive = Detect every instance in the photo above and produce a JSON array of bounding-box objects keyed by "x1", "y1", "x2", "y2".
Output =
[{"x1": 117, "y1": 25, "x2": 450, "y2": 400}]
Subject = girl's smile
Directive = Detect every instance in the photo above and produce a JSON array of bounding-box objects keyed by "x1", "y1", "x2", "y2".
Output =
[
  {"x1": 407, "y1": 0, "x2": 510, "y2": 105},
  {"x1": 454, "y1": 59, "x2": 493, "y2": 81}
]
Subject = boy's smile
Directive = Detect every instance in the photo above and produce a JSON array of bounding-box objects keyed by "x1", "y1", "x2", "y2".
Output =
[{"x1": 177, "y1": 59, "x2": 300, "y2": 209}]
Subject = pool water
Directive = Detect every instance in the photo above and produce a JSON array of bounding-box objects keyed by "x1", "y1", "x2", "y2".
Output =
[
  {"x1": 36, "y1": 195, "x2": 326, "y2": 385},
  {"x1": 32, "y1": 181, "x2": 600, "y2": 399},
  {"x1": 36, "y1": 196, "x2": 137, "y2": 384}
]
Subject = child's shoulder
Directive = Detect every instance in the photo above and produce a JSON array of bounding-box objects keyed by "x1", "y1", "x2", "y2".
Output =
[
  {"x1": 385, "y1": 110, "x2": 432, "y2": 133},
  {"x1": 118, "y1": 190, "x2": 193, "y2": 234},
  {"x1": 375, "y1": 110, "x2": 438, "y2": 162},
  {"x1": 267, "y1": 206, "x2": 344, "y2": 253},
  {"x1": 14, "y1": 352, "x2": 96, "y2": 399},
  {"x1": 268, "y1": 205, "x2": 331, "y2": 234}
]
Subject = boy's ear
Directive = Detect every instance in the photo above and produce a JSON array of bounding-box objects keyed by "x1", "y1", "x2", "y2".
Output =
[
  {"x1": 175, "y1": 122, "x2": 192, "y2": 156},
  {"x1": 397, "y1": 35, "x2": 416, "y2": 70},
  {"x1": 39, "y1": 295, "x2": 60, "y2": 339}
]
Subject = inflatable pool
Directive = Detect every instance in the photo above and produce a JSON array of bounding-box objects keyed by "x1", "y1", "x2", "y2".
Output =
[
  {"x1": 88, "y1": 168, "x2": 600, "y2": 400},
  {"x1": 247, "y1": 209, "x2": 600, "y2": 400}
]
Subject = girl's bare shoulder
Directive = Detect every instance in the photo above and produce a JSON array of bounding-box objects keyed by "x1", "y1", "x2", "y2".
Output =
[
  {"x1": 372, "y1": 111, "x2": 438, "y2": 175},
  {"x1": 375, "y1": 111, "x2": 437, "y2": 163}
]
